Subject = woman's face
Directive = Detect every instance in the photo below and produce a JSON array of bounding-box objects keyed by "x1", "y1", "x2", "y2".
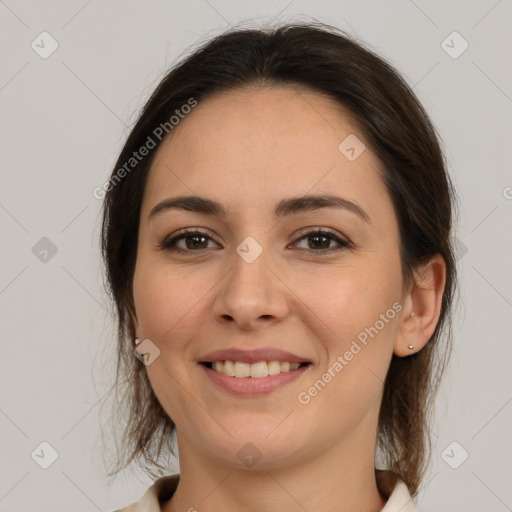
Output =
[{"x1": 132, "y1": 86, "x2": 409, "y2": 469}]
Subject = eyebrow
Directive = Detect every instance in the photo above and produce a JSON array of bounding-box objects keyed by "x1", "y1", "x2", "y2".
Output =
[{"x1": 148, "y1": 194, "x2": 371, "y2": 224}]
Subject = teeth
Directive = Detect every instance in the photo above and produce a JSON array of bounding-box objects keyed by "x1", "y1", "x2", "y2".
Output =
[
  {"x1": 234, "y1": 361, "x2": 250, "y2": 378},
  {"x1": 250, "y1": 361, "x2": 267, "y2": 378},
  {"x1": 267, "y1": 360, "x2": 281, "y2": 375},
  {"x1": 224, "y1": 360, "x2": 235, "y2": 376},
  {"x1": 211, "y1": 360, "x2": 301, "y2": 378}
]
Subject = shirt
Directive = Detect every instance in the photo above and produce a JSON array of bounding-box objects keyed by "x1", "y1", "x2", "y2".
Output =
[{"x1": 114, "y1": 470, "x2": 417, "y2": 511}]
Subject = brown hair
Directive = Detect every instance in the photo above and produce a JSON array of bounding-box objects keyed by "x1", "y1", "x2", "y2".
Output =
[{"x1": 100, "y1": 21, "x2": 458, "y2": 495}]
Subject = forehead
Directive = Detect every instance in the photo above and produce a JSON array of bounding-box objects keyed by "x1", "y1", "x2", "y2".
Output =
[
  {"x1": 143, "y1": 86, "x2": 390, "y2": 221},
  {"x1": 154, "y1": 85, "x2": 365, "y2": 165}
]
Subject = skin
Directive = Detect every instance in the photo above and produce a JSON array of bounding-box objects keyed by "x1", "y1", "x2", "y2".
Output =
[{"x1": 131, "y1": 86, "x2": 446, "y2": 512}]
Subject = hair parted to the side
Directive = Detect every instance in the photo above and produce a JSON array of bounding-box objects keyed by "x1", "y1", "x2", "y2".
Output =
[{"x1": 100, "y1": 20, "x2": 458, "y2": 495}]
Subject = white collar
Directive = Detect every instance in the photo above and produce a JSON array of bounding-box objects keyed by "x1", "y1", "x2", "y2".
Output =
[{"x1": 380, "y1": 480, "x2": 417, "y2": 511}]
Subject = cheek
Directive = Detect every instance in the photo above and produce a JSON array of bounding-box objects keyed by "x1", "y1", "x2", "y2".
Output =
[
  {"x1": 296, "y1": 257, "x2": 401, "y2": 393},
  {"x1": 132, "y1": 262, "x2": 201, "y2": 422},
  {"x1": 132, "y1": 259, "x2": 199, "y2": 342},
  {"x1": 298, "y1": 260, "x2": 399, "y2": 340},
  {"x1": 132, "y1": 259, "x2": 229, "y2": 378}
]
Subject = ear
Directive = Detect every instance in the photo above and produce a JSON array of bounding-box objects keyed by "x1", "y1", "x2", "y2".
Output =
[{"x1": 394, "y1": 254, "x2": 446, "y2": 357}]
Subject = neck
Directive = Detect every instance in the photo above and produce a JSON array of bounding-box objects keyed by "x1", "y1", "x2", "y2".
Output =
[{"x1": 163, "y1": 426, "x2": 387, "y2": 512}]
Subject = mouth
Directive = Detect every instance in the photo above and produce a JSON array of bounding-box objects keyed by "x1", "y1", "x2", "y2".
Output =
[
  {"x1": 200, "y1": 360, "x2": 311, "y2": 378},
  {"x1": 197, "y1": 347, "x2": 313, "y2": 395},
  {"x1": 198, "y1": 360, "x2": 311, "y2": 397}
]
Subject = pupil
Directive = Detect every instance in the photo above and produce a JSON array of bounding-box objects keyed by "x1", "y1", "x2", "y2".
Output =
[
  {"x1": 310, "y1": 235, "x2": 329, "y2": 249},
  {"x1": 187, "y1": 236, "x2": 207, "y2": 249}
]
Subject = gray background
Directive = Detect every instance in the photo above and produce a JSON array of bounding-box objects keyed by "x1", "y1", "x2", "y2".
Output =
[{"x1": 1, "y1": 1, "x2": 511, "y2": 511}]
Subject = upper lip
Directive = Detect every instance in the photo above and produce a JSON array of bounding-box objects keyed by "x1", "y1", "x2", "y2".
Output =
[{"x1": 198, "y1": 347, "x2": 311, "y2": 364}]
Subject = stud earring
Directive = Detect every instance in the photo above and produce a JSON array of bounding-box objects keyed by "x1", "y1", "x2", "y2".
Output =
[
  {"x1": 135, "y1": 338, "x2": 142, "y2": 345},
  {"x1": 411, "y1": 312, "x2": 415, "y2": 317}
]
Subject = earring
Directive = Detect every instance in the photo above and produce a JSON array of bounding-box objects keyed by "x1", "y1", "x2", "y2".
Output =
[
  {"x1": 135, "y1": 338, "x2": 142, "y2": 345},
  {"x1": 411, "y1": 312, "x2": 415, "y2": 317}
]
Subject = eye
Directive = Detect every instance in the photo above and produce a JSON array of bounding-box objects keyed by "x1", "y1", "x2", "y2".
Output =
[
  {"x1": 290, "y1": 228, "x2": 351, "y2": 253},
  {"x1": 160, "y1": 228, "x2": 220, "y2": 252},
  {"x1": 160, "y1": 227, "x2": 351, "y2": 254}
]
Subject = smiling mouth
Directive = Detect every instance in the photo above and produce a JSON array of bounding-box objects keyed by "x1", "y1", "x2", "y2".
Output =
[{"x1": 200, "y1": 360, "x2": 311, "y2": 378}]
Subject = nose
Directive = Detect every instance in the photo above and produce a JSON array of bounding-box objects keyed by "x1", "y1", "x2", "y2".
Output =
[{"x1": 212, "y1": 244, "x2": 290, "y2": 331}]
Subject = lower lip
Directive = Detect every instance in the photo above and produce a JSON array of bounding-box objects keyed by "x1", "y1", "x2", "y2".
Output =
[{"x1": 199, "y1": 363, "x2": 310, "y2": 396}]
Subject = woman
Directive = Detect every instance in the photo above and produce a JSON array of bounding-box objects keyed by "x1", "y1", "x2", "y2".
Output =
[{"x1": 101, "y1": 21, "x2": 457, "y2": 511}]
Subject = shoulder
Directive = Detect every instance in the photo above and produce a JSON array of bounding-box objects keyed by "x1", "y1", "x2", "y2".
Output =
[
  {"x1": 113, "y1": 474, "x2": 180, "y2": 512},
  {"x1": 376, "y1": 470, "x2": 418, "y2": 512}
]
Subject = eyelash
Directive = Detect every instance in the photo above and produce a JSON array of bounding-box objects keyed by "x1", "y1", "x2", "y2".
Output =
[{"x1": 159, "y1": 228, "x2": 352, "y2": 254}]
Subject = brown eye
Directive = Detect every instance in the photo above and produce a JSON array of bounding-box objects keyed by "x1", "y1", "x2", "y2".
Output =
[
  {"x1": 160, "y1": 228, "x2": 350, "y2": 254},
  {"x1": 292, "y1": 229, "x2": 351, "y2": 253},
  {"x1": 161, "y1": 229, "x2": 220, "y2": 252}
]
